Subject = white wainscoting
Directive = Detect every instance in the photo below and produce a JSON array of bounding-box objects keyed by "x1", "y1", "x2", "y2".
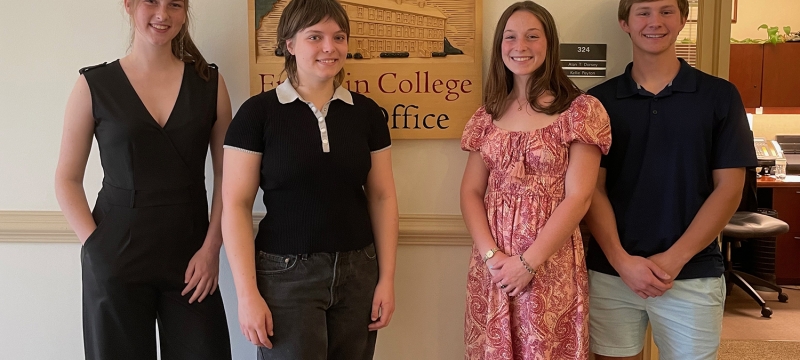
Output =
[{"x1": 0, "y1": 211, "x2": 471, "y2": 246}]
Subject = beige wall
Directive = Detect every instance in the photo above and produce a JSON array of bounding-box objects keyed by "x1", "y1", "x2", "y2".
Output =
[
  {"x1": 751, "y1": 114, "x2": 800, "y2": 140},
  {"x1": 731, "y1": 0, "x2": 800, "y2": 41},
  {"x1": 374, "y1": 245, "x2": 472, "y2": 360}
]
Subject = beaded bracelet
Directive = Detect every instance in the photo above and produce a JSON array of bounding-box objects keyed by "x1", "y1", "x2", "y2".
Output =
[{"x1": 519, "y1": 255, "x2": 535, "y2": 275}]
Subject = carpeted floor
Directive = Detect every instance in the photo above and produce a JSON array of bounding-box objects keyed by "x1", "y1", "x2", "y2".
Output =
[
  {"x1": 718, "y1": 340, "x2": 800, "y2": 360},
  {"x1": 719, "y1": 286, "x2": 800, "y2": 359},
  {"x1": 722, "y1": 287, "x2": 800, "y2": 341}
]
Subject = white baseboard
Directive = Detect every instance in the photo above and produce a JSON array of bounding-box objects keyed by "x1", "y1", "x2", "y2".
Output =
[{"x1": 0, "y1": 211, "x2": 471, "y2": 246}]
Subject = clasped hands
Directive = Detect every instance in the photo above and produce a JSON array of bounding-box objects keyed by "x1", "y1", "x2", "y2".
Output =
[
  {"x1": 486, "y1": 252, "x2": 535, "y2": 297},
  {"x1": 616, "y1": 251, "x2": 685, "y2": 299}
]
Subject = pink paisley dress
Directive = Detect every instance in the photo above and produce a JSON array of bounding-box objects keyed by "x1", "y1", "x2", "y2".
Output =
[{"x1": 461, "y1": 94, "x2": 611, "y2": 360}]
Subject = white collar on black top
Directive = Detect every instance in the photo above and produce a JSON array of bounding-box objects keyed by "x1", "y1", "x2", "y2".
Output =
[{"x1": 276, "y1": 80, "x2": 354, "y2": 106}]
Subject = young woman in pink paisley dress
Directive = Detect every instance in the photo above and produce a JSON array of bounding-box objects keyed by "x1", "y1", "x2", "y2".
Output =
[{"x1": 460, "y1": 2, "x2": 611, "y2": 359}]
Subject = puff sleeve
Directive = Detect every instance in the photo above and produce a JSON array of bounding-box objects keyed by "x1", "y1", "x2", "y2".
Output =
[
  {"x1": 565, "y1": 95, "x2": 612, "y2": 155},
  {"x1": 461, "y1": 106, "x2": 491, "y2": 152}
]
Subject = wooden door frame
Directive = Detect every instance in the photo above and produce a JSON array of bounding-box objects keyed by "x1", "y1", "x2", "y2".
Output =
[{"x1": 696, "y1": 0, "x2": 733, "y2": 79}]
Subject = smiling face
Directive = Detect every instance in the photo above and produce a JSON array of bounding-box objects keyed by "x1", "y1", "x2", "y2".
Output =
[
  {"x1": 621, "y1": 0, "x2": 686, "y2": 57},
  {"x1": 501, "y1": 10, "x2": 548, "y2": 84},
  {"x1": 285, "y1": 17, "x2": 348, "y2": 86},
  {"x1": 126, "y1": 0, "x2": 186, "y2": 48}
]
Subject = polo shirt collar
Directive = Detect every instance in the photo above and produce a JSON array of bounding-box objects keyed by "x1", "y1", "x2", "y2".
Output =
[
  {"x1": 616, "y1": 58, "x2": 697, "y2": 98},
  {"x1": 276, "y1": 80, "x2": 354, "y2": 105}
]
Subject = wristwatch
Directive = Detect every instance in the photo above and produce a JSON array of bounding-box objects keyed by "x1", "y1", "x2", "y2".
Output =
[{"x1": 483, "y1": 247, "x2": 502, "y2": 263}]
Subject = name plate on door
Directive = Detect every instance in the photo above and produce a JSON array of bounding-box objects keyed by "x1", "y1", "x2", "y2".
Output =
[{"x1": 560, "y1": 44, "x2": 607, "y2": 78}]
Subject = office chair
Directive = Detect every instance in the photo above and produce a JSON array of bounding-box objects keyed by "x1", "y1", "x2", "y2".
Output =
[{"x1": 721, "y1": 168, "x2": 790, "y2": 318}]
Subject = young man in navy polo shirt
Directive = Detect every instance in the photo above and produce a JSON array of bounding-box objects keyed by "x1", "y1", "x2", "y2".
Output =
[{"x1": 584, "y1": 0, "x2": 757, "y2": 359}]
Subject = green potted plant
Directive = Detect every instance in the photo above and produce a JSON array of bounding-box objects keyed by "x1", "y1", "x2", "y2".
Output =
[
  {"x1": 730, "y1": 25, "x2": 796, "y2": 45},
  {"x1": 757, "y1": 24, "x2": 792, "y2": 45}
]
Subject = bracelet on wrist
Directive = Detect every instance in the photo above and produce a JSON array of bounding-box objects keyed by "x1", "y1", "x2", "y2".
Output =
[{"x1": 519, "y1": 255, "x2": 535, "y2": 275}]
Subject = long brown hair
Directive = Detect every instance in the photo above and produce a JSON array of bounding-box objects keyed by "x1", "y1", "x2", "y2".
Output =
[
  {"x1": 276, "y1": 0, "x2": 351, "y2": 87},
  {"x1": 128, "y1": 0, "x2": 211, "y2": 81},
  {"x1": 484, "y1": 1, "x2": 581, "y2": 117}
]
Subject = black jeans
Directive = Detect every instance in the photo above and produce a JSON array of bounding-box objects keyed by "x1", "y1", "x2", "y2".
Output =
[{"x1": 255, "y1": 243, "x2": 379, "y2": 360}]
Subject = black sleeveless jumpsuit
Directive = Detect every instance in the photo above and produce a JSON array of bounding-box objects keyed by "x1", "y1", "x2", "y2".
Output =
[{"x1": 80, "y1": 61, "x2": 231, "y2": 360}]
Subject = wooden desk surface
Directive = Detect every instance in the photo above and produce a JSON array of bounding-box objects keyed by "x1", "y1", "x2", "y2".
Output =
[{"x1": 757, "y1": 175, "x2": 800, "y2": 188}]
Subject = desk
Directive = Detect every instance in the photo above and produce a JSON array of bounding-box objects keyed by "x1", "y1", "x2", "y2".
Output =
[{"x1": 757, "y1": 175, "x2": 800, "y2": 284}]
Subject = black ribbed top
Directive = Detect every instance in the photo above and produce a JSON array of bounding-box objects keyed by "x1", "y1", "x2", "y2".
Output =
[{"x1": 224, "y1": 89, "x2": 391, "y2": 254}]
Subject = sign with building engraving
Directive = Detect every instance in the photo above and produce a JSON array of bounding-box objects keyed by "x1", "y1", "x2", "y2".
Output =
[
  {"x1": 560, "y1": 43, "x2": 607, "y2": 78},
  {"x1": 249, "y1": 0, "x2": 483, "y2": 139}
]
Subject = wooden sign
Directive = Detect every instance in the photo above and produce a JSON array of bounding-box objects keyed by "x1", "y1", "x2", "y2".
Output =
[
  {"x1": 248, "y1": 0, "x2": 483, "y2": 139},
  {"x1": 560, "y1": 43, "x2": 607, "y2": 78}
]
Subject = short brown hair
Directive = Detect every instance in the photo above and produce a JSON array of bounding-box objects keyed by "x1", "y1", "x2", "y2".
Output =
[
  {"x1": 128, "y1": 0, "x2": 212, "y2": 81},
  {"x1": 618, "y1": 0, "x2": 690, "y2": 22},
  {"x1": 277, "y1": 0, "x2": 350, "y2": 86},
  {"x1": 484, "y1": 1, "x2": 581, "y2": 117}
]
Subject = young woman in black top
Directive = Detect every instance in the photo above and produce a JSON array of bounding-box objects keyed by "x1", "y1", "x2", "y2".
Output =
[
  {"x1": 54, "y1": 1, "x2": 232, "y2": 359},
  {"x1": 221, "y1": 0, "x2": 398, "y2": 358}
]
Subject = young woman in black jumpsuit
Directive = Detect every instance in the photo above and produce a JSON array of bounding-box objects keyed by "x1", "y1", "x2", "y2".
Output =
[{"x1": 54, "y1": 1, "x2": 232, "y2": 359}]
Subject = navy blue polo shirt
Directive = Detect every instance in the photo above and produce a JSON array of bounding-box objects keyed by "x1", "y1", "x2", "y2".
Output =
[{"x1": 586, "y1": 59, "x2": 757, "y2": 280}]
